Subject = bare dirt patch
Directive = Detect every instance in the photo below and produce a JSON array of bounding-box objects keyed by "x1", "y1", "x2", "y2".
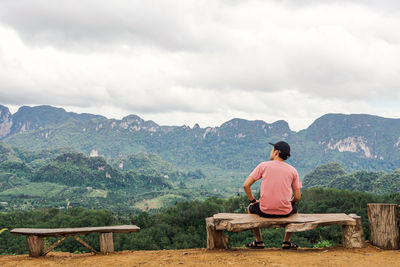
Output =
[{"x1": 1, "y1": 245, "x2": 399, "y2": 267}]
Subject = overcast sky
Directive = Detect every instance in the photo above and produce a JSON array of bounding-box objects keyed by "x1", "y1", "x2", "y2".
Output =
[{"x1": 0, "y1": 0, "x2": 399, "y2": 131}]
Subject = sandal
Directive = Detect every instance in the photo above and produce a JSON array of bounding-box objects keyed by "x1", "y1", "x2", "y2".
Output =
[
  {"x1": 282, "y1": 241, "x2": 298, "y2": 250},
  {"x1": 246, "y1": 240, "x2": 265, "y2": 249}
]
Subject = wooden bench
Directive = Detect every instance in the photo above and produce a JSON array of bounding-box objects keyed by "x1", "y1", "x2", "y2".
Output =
[
  {"x1": 206, "y1": 213, "x2": 365, "y2": 249},
  {"x1": 11, "y1": 225, "x2": 140, "y2": 257}
]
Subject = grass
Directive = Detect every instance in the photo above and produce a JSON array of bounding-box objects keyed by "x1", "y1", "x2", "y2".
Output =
[
  {"x1": 0, "y1": 182, "x2": 67, "y2": 198},
  {"x1": 313, "y1": 240, "x2": 333, "y2": 248},
  {"x1": 134, "y1": 194, "x2": 186, "y2": 211},
  {"x1": 87, "y1": 189, "x2": 107, "y2": 198}
]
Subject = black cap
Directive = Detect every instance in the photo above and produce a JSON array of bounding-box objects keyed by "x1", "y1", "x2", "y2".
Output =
[{"x1": 269, "y1": 141, "x2": 291, "y2": 158}]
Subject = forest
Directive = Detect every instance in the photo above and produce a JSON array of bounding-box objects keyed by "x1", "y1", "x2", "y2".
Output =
[{"x1": 1, "y1": 187, "x2": 399, "y2": 255}]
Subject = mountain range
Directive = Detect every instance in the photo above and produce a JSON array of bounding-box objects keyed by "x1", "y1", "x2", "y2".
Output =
[{"x1": 1, "y1": 104, "x2": 400, "y2": 176}]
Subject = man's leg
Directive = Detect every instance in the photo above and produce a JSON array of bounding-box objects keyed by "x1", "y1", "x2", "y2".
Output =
[
  {"x1": 248, "y1": 205, "x2": 263, "y2": 242},
  {"x1": 283, "y1": 231, "x2": 292, "y2": 242},
  {"x1": 282, "y1": 232, "x2": 294, "y2": 248},
  {"x1": 253, "y1": 228, "x2": 263, "y2": 242},
  {"x1": 282, "y1": 202, "x2": 298, "y2": 248}
]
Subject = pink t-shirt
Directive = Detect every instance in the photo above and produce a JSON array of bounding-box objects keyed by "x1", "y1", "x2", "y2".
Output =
[{"x1": 249, "y1": 160, "x2": 302, "y2": 215}]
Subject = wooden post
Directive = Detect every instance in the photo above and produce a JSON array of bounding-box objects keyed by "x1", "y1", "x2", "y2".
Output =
[
  {"x1": 206, "y1": 217, "x2": 229, "y2": 249},
  {"x1": 368, "y1": 203, "x2": 399, "y2": 249},
  {"x1": 342, "y1": 214, "x2": 366, "y2": 248},
  {"x1": 99, "y1": 232, "x2": 114, "y2": 253},
  {"x1": 27, "y1": 235, "x2": 44, "y2": 257}
]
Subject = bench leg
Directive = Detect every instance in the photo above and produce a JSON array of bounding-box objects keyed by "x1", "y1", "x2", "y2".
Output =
[
  {"x1": 72, "y1": 236, "x2": 98, "y2": 254},
  {"x1": 99, "y1": 232, "x2": 114, "y2": 253},
  {"x1": 42, "y1": 236, "x2": 68, "y2": 256},
  {"x1": 206, "y1": 217, "x2": 229, "y2": 249},
  {"x1": 342, "y1": 214, "x2": 366, "y2": 248},
  {"x1": 27, "y1": 235, "x2": 44, "y2": 257}
]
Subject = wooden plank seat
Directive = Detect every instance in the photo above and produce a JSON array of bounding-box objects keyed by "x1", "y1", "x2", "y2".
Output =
[
  {"x1": 206, "y1": 213, "x2": 365, "y2": 249},
  {"x1": 11, "y1": 225, "x2": 140, "y2": 257}
]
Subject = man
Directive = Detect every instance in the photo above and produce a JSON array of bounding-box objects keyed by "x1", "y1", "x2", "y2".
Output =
[{"x1": 243, "y1": 141, "x2": 302, "y2": 249}]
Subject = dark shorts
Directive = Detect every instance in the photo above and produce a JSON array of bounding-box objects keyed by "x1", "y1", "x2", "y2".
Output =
[{"x1": 248, "y1": 201, "x2": 298, "y2": 218}]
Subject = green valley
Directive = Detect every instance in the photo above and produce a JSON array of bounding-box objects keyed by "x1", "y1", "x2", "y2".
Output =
[{"x1": 1, "y1": 105, "x2": 400, "y2": 213}]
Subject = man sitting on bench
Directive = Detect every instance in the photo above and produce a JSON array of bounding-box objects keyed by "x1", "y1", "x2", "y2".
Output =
[{"x1": 243, "y1": 141, "x2": 302, "y2": 249}]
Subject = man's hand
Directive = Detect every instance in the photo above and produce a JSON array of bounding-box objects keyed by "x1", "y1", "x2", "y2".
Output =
[{"x1": 249, "y1": 199, "x2": 259, "y2": 206}]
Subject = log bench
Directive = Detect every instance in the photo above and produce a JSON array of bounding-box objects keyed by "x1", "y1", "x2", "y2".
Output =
[
  {"x1": 10, "y1": 225, "x2": 140, "y2": 257},
  {"x1": 206, "y1": 213, "x2": 365, "y2": 249}
]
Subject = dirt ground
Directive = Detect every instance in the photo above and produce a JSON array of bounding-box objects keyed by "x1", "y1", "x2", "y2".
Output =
[{"x1": 1, "y1": 245, "x2": 400, "y2": 267}]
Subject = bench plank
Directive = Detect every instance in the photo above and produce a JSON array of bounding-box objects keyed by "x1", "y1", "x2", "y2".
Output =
[
  {"x1": 213, "y1": 213, "x2": 320, "y2": 230},
  {"x1": 285, "y1": 214, "x2": 358, "y2": 232},
  {"x1": 214, "y1": 213, "x2": 317, "y2": 231},
  {"x1": 10, "y1": 225, "x2": 140, "y2": 237},
  {"x1": 212, "y1": 213, "x2": 356, "y2": 232}
]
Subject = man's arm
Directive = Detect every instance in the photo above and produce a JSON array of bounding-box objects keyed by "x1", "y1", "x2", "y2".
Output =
[
  {"x1": 292, "y1": 188, "x2": 301, "y2": 203},
  {"x1": 243, "y1": 176, "x2": 257, "y2": 202}
]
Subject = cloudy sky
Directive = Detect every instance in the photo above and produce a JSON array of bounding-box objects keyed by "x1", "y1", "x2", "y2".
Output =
[{"x1": 0, "y1": 0, "x2": 399, "y2": 131}]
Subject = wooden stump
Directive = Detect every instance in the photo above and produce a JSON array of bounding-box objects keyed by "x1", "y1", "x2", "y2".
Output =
[
  {"x1": 99, "y1": 232, "x2": 114, "y2": 253},
  {"x1": 206, "y1": 217, "x2": 229, "y2": 249},
  {"x1": 27, "y1": 235, "x2": 44, "y2": 257},
  {"x1": 342, "y1": 214, "x2": 366, "y2": 248},
  {"x1": 368, "y1": 203, "x2": 399, "y2": 249}
]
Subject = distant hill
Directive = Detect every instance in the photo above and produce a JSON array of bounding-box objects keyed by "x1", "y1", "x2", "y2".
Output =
[
  {"x1": 110, "y1": 152, "x2": 176, "y2": 174},
  {"x1": 1, "y1": 105, "x2": 400, "y2": 176},
  {"x1": 0, "y1": 144, "x2": 214, "y2": 212},
  {"x1": 0, "y1": 105, "x2": 104, "y2": 138},
  {"x1": 303, "y1": 162, "x2": 400, "y2": 194}
]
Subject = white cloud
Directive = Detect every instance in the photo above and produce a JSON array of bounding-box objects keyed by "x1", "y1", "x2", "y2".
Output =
[{"x1": 0, "y1": 0, "x2": 399, "y2": 131}]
